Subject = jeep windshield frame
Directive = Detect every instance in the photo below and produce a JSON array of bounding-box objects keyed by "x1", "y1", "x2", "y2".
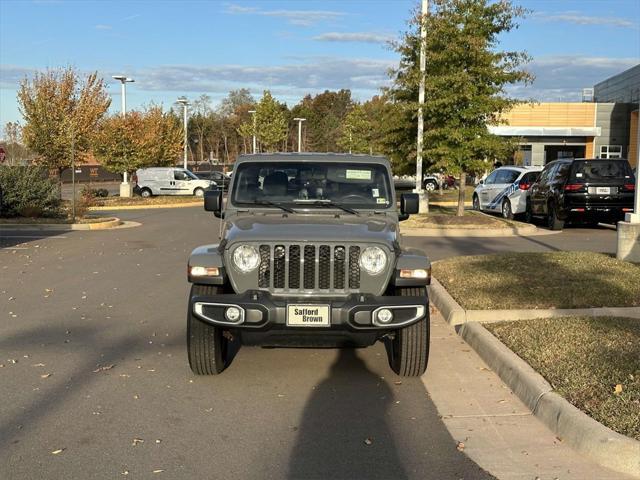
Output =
[{"x1": 230, "y1": 161, "x2": 394, "y2": 211}]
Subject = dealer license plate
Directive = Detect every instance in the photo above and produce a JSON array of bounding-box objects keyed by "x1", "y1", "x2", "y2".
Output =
[
  {"x1": 286, "y1": 304, "x2": 330, "y2": 327},
  {"x1": 595, "y1": 187, "x2": 611, "y2": 194}
]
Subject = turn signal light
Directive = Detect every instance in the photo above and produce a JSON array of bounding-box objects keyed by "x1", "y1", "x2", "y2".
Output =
[
  {"x1": 564, "y1": 184, "x2": 585, "y2": 192},
  {"x1": 189, "y1": 266, "x2": 220, "y2": 277},
  {"x1": 400, "y1": 268, "x2": 431, "y2": 280}
]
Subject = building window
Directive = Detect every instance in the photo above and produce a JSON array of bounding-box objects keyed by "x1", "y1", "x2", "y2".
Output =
[{"x1": 600, "y1": 145, "x2": 622, "y2": 159}]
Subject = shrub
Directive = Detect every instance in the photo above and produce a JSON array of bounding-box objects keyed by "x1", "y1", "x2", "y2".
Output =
[
  {"x1": 80, "y1": 186, "x2": 110, "y2": 198},
  {"x1": 0, "y1": 166, "x2": 62, "y2": 218}
]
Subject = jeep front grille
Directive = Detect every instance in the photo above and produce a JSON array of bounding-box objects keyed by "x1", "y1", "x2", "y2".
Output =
[{"x1": 257, "y1": 244, "x2": 361, "y2": 292}]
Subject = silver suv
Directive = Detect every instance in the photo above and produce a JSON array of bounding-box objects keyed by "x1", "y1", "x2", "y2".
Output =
[{"x1": 186, "y1": 154, "x2": 431, "y2": 376}]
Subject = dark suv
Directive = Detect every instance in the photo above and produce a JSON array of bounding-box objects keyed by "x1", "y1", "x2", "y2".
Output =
[{"x1": 527, "y1": 158, "x2": 636, "y2": 230}]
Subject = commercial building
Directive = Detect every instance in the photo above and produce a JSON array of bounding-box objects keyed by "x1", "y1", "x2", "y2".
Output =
[{"x1": 490, "y1": 64, "x2": 639, "y2": 168}]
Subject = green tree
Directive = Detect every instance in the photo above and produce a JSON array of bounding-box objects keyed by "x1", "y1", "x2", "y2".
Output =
[
  {"x1": 389, "y1": 0, "x2": 532, "y2": 215},
  {"x1": 291, "y1": 90, "x2": 353, "y2": 152},
  {"x1": 93, "y1": 106, "x2": 182, "y2": 175},
  {"x1": 17, "y1": 67, "x2": 111, "y2": 175},
  {"x1": 255, "y1": 90, "x2": 287, "y2": 152},
  {"x1": 338, "y1": 104, "x2": 372, "y2": 154}
]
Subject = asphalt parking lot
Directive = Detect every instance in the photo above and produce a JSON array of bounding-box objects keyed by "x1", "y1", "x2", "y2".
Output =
[{"x1": 0, "y1": 207, "x2": 619, "y2": 479}]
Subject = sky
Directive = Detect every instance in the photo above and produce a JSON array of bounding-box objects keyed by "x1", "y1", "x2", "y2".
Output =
[{"x1": 1, "y1": 0, "x2": 639, "y2": 131}]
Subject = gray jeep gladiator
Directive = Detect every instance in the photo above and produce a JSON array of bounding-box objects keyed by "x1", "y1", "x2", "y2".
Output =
[{"x1": 187, "y1": 153, "x2": 431, "y2": 376}]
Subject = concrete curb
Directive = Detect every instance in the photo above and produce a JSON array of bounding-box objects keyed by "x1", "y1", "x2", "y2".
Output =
[
  {"x1": 428, "y1": 277, "x2": 640, "y2": 323},
  {"x1": 0, "y1": 217, "x2": 122, "y2": 231},
  {"x1": 88, "y1": 202, "x2": 202, "y2": 211},
  {"x1": 457, "y1": 322, "x2": 640, "y2": 478},
  {"x1": 401, "y1": 224, "x2": 543, "y2": 237}
]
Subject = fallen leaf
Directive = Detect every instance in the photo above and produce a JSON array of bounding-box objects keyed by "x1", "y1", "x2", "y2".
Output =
[
  {"x1": 32, "y1": 363, "x2": 46, "y2": 367},
  {"x1": 155, "y1": 439, "x2": 161, "y2": 444},
  {"x1": 152, "y1": 469, "x2": 164, "y2": 474},
  {"x1": 51, "y1": 448, "x2": 65, "y2": 455},
  {"x1": 121, "y1": 470, "x2": 129, "y2": 476},
  {"x1": 614, "y1": 384, "x2": 623, "y2": 395},
  {"x1": 393, "y1": 381, "x2": 402, "y2": 385},
  {"x1": 93, "y1": 364, "x2": 115, "y2": 373},
  {"x1": 132, "y1": 438, "x2": 144, "y2": 446},
  {"x1": 8, "y1": 359, "x2": 17, "y2": 364},
  {"x1": 456, "y1": 441, "x2": 465, "y2": 451},
  {"x1": 364, "y1": 438, "x2": 373, "y2": 446},
  {"x1": 40, "y1": 373, "x2": 52, "y2": 379}
]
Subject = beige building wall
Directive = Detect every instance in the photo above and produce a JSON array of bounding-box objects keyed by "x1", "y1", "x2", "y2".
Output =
[{"x1": 501, "y1": 103, "x2": 596, "y2": 127}]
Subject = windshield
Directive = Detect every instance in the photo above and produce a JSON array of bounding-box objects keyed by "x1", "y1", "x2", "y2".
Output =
[
  {"x1": 570, "y1": 160, "x2": 634, "y2": 184},
  {"x1": 231, "y1": 161, "x2": 393, "y2": 210}
]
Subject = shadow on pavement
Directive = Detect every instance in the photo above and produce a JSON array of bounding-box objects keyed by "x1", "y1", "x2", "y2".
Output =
[
  {"x1": 287, "y1": 348, "x2": 494, "y2": 480},
  {"x1": 0, "y1": 229, "x2": 70, "y2": 249}
]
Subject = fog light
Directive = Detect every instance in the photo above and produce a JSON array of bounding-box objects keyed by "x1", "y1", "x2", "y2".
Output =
[
  {"x1": 225, "y1": 306, "x2": 242, "y2": 323},
  {"x1": 377, "y1": 308, "x2": 393, "y2": 324}
]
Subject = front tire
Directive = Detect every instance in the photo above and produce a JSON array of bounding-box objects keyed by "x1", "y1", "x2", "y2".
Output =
[
  {"x1": 194, "y1": 187, "x2": 205, "y2": 197},
  {"x1": 501, "y1": 199, "x2": 514, "y2": 220},
  {"x1": 472, "y1": 194, "x2": 480, "y2": 211},
  {"x1": 424, "y1": 180, "x2": 437, "y2": 192},
  {"x1": 187, "y1": 284, "x2": 228, "y2": 375},
  {"x1": 386, "y1": 287, "x2": 430, "y2": 377}
]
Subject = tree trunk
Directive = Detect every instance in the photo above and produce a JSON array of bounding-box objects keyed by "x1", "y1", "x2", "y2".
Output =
[{"x1": 457, "y1": 172, "x2": 466, "y2": 217}]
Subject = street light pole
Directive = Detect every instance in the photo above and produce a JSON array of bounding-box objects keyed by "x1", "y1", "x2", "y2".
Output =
[
  {"x1": 112, "y1": 75, "x2": 134, "y2": 196},
  {"x1": 293, "y1": 117, "x2": 306, "y2": 153},
  {"x1": 248, "y1": 110, "x2": 257, "y2": 154},
  {"x1": 176, "y1": 97, "x2": 190, "y2": 169},
  {"x1": 415, "y1": 0, "x2": 429, "y2": 213}
]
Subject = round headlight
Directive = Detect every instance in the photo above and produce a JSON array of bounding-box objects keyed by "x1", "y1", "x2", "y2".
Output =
[
  {"x1": 232, "y1": 245, "x2": 260, "y2": 272},
  {"x1": 360, "y1": 246, "x2": 387, "y2": 275}
]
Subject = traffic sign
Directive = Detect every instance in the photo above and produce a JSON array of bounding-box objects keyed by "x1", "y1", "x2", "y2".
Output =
[{"x1": 0, "y1": 147, "x2": 5, "y2": 163}]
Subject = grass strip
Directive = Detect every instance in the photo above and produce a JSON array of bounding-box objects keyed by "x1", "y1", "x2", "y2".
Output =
[
  {"x1": 434, "y1": 251, "x2": 640, "y2": 309},
  {"x1": 485, "y1": 317, "x2": 640, "y2": 440}
]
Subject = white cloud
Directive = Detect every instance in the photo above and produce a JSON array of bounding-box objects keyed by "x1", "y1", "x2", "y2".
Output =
[
  {"x1": 313, "y1": 32, "x2": 393, "y2": 44},
  {"x1": 95, "y1": 24, "x2": 112, "y2": 30},
  {"x1": 224, "y1": 3, "x2": 346, "y2": 26},
  {"x1": 533, "y1": 11, "x2": 638, "y2": 29},
  {"x1": 508, "y1": 56, "x2": 639, "y2": 101}
]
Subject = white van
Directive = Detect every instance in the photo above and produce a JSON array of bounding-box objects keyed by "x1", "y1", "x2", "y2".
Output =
[{"x1": 134, "y1": 168, "x2": 216, "y2": 198}]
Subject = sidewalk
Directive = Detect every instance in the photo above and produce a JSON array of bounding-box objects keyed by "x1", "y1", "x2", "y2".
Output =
[{"x1": 423, "y1": 310, "x2": 635, "y2": 480}]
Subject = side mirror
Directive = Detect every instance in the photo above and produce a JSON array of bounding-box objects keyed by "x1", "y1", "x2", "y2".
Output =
[
  {"x1": 400, "y1": 193, "x2": 419, "y2": 215},
  {"x1": 204, "y1": 189, "x2": 222, "y2": 215},
  {"x1": 479, "y1": 179, "x2": 485, "y2": 185}
]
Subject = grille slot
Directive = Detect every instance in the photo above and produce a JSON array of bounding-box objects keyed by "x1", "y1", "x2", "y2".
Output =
[
  {"x1": 258, "y1": 245, "x2": 271, "y2": 288},
  {"x1": 273, "y1": 245, "x2": 286, "y2": 288},
  {"x1": 348, "y1": 246, "x2": 361, "y2": 289},
  {"x1": 303, "y1": 245, "x2": 316, "y2": 289},
  {"x1": 288, "y1": 245, "x2": 301, "y2": 288},
  {"x1": 257, "y1": 244, "x2": 361, "y2": 291}
]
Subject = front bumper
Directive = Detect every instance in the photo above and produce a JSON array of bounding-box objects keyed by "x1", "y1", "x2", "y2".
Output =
[{"x1": 190, "y1": 290, "x2": 428, "y2": 332}]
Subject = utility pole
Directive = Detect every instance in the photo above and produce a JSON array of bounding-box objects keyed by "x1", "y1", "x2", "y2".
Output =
[
  {"x1": 293, "y1": 117, "x2": 306, "y2": 153},
  {"x1": 248, "y1": 110, "x2": 257, "y2": 154},
  {"x1": 112, "y1": 75, "x2": 134, "y2": 197},
  {"x1": 176, "y1": 97, "x2": 190, "y2": 169},
  {"x1": 71, "y1": 128, "x2": 76, "y2": 222},
  {"x1": 415, "y1": 0, "x2": 429, "y2": 213}
]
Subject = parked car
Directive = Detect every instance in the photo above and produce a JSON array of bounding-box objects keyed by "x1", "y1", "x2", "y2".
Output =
[
  {"x1": 526, "y1": 158, "x2": 636, "y2": 230},
  {"x1": 472, "y1": 166, "x2": 542, "y2": 219},
  {"x1": 194, "y1": 170, "x2": 231, "y2": 189},
  {"x1": 134, "y1": 168, "x2": 216, "y2": 198}
]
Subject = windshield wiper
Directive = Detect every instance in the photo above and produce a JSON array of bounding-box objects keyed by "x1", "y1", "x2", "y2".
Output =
[
  {"x1": 251, "y1": 199, "x2": 295, "y2": 213},
  {"x1": 294, "y1": 199, "x2": 359, "y2": 215}
]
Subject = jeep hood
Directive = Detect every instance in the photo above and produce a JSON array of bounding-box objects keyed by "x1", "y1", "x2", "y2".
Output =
[{"x1": 223, "y1": 214, "x2": 398, "y2": 247}]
